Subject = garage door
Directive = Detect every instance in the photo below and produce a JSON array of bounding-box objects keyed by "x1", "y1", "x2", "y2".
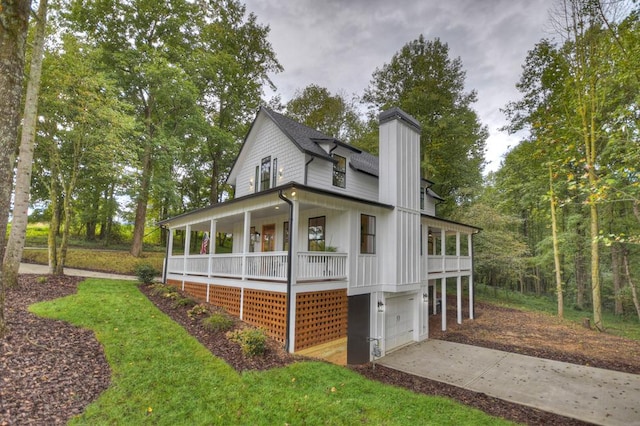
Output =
[{"x1": 385, "y1": 296, "x2": 414, "y2": 350}]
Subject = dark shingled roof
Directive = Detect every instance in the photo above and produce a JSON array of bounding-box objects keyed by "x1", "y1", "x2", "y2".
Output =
[{"x1": 263, "y1": 106, "x2": 381, "y2": 177}]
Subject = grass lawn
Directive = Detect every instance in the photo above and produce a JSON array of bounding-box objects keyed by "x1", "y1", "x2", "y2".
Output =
[{"x1": 30, "y1": 279, "x2": 510, "y2": 425}]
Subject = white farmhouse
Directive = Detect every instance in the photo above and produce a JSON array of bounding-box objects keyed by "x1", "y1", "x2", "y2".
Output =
[{"x1": 159, "y1": 106, "x2": 479, "y2": 364}]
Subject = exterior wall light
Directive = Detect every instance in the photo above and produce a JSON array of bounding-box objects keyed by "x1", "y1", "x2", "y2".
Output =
[
  {"x1": 377, "y1": 300, "x2": 385, "y2": 312},
  {"x1": 279, "y1": 167, "x2": 284, "y2": 178},
  {"x1": 422, "y1": 293, "x2": 429, "y2": 303}
]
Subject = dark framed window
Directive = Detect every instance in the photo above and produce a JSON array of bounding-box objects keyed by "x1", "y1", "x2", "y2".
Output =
[
  {"x1": 308, "y1": 216, "x2": 326, "y2": 251},
  {"x1": 272, "y1": 158, "x2": 278, "y2": 188},
  {"x1": 260, "y1": 156, "x2": 271, "y2": 191},
  {"x1": 332, "y1": 154, "x2": 346, "y2": 188},
  {"x1": 283, "y1": 221, "x2": 289, "y2": 251},
  {"x1": 360, "y1": 214, "x2": 376, "y2": 254},
  {"x1": 420, "y1": 188, "x2": 425, "y2": 210}
]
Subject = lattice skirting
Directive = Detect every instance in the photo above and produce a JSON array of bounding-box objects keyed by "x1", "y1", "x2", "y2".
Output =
[
  {"x1": 295, "y1": 289, "x2": 348, "y2": 351},
  {"x1": 164, "y1": 280, "x2": 347, "y2": 351}
]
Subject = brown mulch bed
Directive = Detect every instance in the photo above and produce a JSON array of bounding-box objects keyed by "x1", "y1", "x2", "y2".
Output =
[{"x1": 3, "y1": 276, "x2": 640, "y2": 425}]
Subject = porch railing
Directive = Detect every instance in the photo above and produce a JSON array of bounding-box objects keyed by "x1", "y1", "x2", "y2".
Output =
[
  {"x1": 166, "y1": 251, "x2": 347, "y2": 282},
  {"x1": 424, "y1": 255, "x2": 472, "y2": 277}
]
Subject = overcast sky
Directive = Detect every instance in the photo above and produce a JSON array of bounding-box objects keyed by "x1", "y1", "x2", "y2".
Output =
[{"x1": 242, "y1": 0, "x2": 559, "y2": 173}]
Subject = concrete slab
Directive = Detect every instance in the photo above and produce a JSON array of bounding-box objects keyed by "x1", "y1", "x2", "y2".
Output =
[{"x1": 379, "y1": 340, "x2": 640, "y2": 426}]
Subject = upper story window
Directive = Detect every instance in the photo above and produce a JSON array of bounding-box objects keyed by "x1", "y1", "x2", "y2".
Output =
[
  {"x1": 332, "y1": 154, "x2": 346, "y2": 188},
  {"x1": 360, "y1": 214, "x2": 376, "y2": 254},
  {"x1": 272, "y1": 158, "x2": 278, "y2": 188},
  {"x1": 260, "y1": 156, "x2": 271, "y2": 191},
  {"x1": 308, "y1": 216, "x2": 326, "y2": 251},
  {"x1": 420, "y1": 188, "x2": 425, "y2": 210}
]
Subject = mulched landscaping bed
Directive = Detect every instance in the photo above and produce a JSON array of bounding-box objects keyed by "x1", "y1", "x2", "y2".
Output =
[{"x1": 3, "y1": 275, "x2": 637, "y2": 425}]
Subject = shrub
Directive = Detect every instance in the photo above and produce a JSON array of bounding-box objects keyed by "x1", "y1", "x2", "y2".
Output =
[
  {"x1": 173, "y1": 297, "x2": 197, "y2": 308},
  {"x1": 227, "y1": 327, "x2": 267, "y2": 357},
  {"x1": 187, "y1": 303, "x2": 209, "y2": 319},
  {"x1": 135, "y1": 263, "x2": 158, "y2": 284},
  {"x1": 149, "y1": 283, "x2": 177, "y2": 297},
  {"x1": 36, "y1": 276, "x2": 47, "y2": 284},
  {"x1": 202, "y1": 312, "x2": 234, "y2": 332}
]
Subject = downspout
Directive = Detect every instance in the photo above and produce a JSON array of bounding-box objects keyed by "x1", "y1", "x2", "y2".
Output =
[
  {"x1": 304, "y1": 157, "x2": 314, "y2": 185},
  {"x1": 471, "y1": 231, "x2": 477, "y2": 319},
  {"x1": 278, "y1": 189, "x2": 294, "y2": 352}
]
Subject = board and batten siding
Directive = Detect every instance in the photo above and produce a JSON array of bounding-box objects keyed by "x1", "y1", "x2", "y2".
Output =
[{"x1": 235, "y1": 117, "x2": 306, "y2": 198}]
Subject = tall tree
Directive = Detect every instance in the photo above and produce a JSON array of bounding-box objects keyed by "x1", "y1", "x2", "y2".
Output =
[
  {"x1": 0, "y1": 0, "x2": 32, "y2": 336},
  {"x1": 3, "y1": 0, "x2": 48, "y2": 288},
  {"x1": 36, "y1": 34, "x2": 135, "y2": 273},
  {"x1": 363, "y1": 35, "x2": 487, "y2": 215},
  {"x1": 286, "y1": 84, "x2": 364, "y2": 142}
]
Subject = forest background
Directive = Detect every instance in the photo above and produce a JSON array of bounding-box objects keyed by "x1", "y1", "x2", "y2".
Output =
[{"x1": 1, "y1": 0, "x2": 639, "y2": 335}]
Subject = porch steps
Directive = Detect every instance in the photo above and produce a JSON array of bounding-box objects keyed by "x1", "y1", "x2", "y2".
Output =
[{"x1": 297, "y1": 337, "x2": 347, "y2": 366}]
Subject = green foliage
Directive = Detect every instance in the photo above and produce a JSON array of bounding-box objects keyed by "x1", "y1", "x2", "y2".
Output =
[
  {"x1": 202, "y1": 312, "x2": 234, "y2": 332},
  {"x1": 173, "y1": 296, "x2": 198, "y2": 309},
  {"x1": 363, "y1": 35, "x2": 487, "y2": 215},
  {"x1": 285, "y1": 84, "x2": 365, "y2": 142},
  {"x1": 148, "y1": 284, "x2": 181, "y2": 303},
  {"x1": 30, "y1": 279, "x2": 505, "y2": 425},
  {"x1": 22, "y1": 248, "x2": 164, "y2": 275},
  {"x1": 135, "y1": 263, "x2": 158, "y2": 284},
  {"x1": 227, "y1": 327, "x2": 267, "y2": 357},
  {"x1": 186, "y1": 303, "x2": 209, "y2": 319}
]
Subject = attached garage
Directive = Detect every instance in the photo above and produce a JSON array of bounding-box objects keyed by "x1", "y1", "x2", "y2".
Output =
[{"x1": 384, "y1": 295, "x2": 415, "y2": 351}]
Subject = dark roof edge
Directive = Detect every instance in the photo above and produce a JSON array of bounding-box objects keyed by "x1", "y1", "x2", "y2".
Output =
[
  {"x1": 421, "y1": 213, "x2": 482, "y2": 232},
  {"x1": 379, "y1": 107, "x2": 422, "y2": 134},
  {"x1": 158, "y1": 182, "x2": 394, "y2": 226}
]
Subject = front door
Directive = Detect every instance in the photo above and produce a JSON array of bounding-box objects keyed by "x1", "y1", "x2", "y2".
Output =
[{"x1": 262, "y1": 224, "x2": 275, "y2": 252}]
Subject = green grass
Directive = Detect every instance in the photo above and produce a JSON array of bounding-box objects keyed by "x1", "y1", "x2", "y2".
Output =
[
  {"x1": 30, "y1": 280, "x2": 511, "y2": 425},
  {"x1": 475, "y1": 284, "x2": 640, "y2": 341},
  {"x1": 21, "y1": 248, "x2": 165, "y2": 275}
]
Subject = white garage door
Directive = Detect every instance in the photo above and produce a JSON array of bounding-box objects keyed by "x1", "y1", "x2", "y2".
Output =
[{"x1": 385, "y1": 296, "x2": 414, "y2": 350}]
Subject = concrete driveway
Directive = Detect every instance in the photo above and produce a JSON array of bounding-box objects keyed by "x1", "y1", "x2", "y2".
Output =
[
  {"x1": 379, "y1": 339, "x2": 640, "y2": 426},
  {"x1": 19, "y1": 263, "x2": 137, "y2": 280}
]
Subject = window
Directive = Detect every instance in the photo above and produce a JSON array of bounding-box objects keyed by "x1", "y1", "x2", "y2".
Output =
[
  {"x1": 308, "y1": 216, "x2": 326, "y2": 251},
  {"x1": 332, "y1": 154, "x2": 346, "y2": 188},
  {"x1": 260, "y1": 156, "x2": 271, "y2": 191},
  {"x1": 272, "y1": 158, "x2": 278, "y2": 188},
  {"x1": 283, "y1": 221, "x2": 289, "y2": 251},
  {"x1": 420, "y1": 188, "x2": 425, "y2": 210},
  {"x1": 360, "y1": 214, "x2": 376, "y2": 254},
  {"x1": 249, "y1": 226, "x2": 257, "y2": 252}
]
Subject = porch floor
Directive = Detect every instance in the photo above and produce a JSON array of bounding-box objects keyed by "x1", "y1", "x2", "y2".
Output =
[{"x1": 297, "y1": 337, "x2": 347, "y2": 366}]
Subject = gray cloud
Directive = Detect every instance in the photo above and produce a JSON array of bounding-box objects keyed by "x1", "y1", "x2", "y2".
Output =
[{"x1": 244, "y1": 0, "x2": 557, "y2": 171}]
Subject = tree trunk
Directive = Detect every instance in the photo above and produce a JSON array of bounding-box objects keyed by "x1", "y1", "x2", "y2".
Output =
[
  {"x1": 56, "y1": 192, "x2": 73, "y2": 275},
  {"x1": 131, "y1": 103, "x2": 154, "y2": 258},
  {"x1": 611, "y1": 243, "x2": 624, "y2": 315},
  {"x1": 3, "y1": 0, "x2": 48, "y2": 289},
  {"x1": 47, "y1": 186, "x2": 60, "y2": 275},
  {"x1": 0, "y1": 0, "x2": 32, "y2": 337},
  {"x1": 574, "y1": 223, "x2": 587, "y2": 309},
  {"x1": 130, "y1": 143, "x2": 152, "y2": 257},
  {"x1": 622, "y1": 247, "x2": 640, "y2": 322},
  {"x1": 549, "y1": 165, "x2": 564, "y2": 317}
]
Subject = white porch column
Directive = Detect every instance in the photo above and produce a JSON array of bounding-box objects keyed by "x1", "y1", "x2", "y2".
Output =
[
  {"x1": 441, "y1": 277, "x2": 446, "y2": 331},
  {"x1": 287, "y1": 199, "x2": 299, "y2": 352},
  {"x1": 208, "y1": 220, "x2": 217, "y2": 277},
  {"x1": 469, "y1": 233, "x2": 474, "y2": 319},
  {"x1": 456, "y1": 231, "x2": 461, "y2": 271},
  {"x1": 457, "y1": 275, "x2": 462, "y2": 324},
  {"x1": 440, "y1": 228, "x2": 446, "y2": 272},
  {"x1": 242, "y1": 211, "x2": 251, "y2": 280},
  {"x1": 183, "y1": 225, "x2": 191, "y2": 290}
]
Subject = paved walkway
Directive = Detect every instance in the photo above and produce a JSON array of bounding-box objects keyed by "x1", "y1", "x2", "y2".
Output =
[
  {"x1": 19, "y1": 263, "x2": 137, "y2": 280},
  {"x1": 379, "y1": 339, "x2": 640, "y2": 426}
]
